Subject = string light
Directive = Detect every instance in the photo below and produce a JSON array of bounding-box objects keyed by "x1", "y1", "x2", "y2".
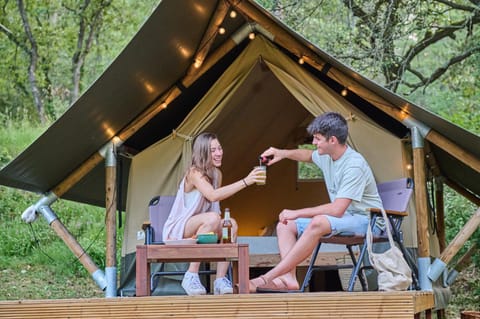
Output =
[
  {"x1": 298, "y1": 57, "x2": 305, "y2": 64},
  {"x1": 160, "y1": 102, "x2": 168, "y2": 110},
  {"x1": 218, "y1": 27, "x2": 226, "y2": 35},
  {"x1": 193, "y1": 59, "x2": 202, "y2": 68},
  {"x1": 229, "y1": 10, "x2": 237, "y2": 18},
  {"x1": 341, "y1": 88, "x2": 348, "y2": 96},
  {"x1": 406, "y1": 163, "x2": 413, "y2": 170},
  {"x1": 248, "y1": 32, "x2": 255, "y2": 40}
]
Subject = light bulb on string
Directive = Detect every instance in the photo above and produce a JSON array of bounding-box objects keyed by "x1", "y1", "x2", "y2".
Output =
[
  {"x1": 341, "y1": 88, "x2": 348, "y2": 97},
  {"x1": 218, "y1": 27, "x2": 226, "y2": 35},
  {"x1": 298, "y1": 57, "x2": 305, "y2": 64},
  {"x1": 248, "y1": 32, "x2": 255, "y2": 40},
  {"x1": 230, "y1": 10, "x2": 237, "y2": 18},
  {"x1": 160, "y1": 102, "x2": 168, "y2": 110},
  {"x1": 193, "y1": 59, "x2": 202, "y2": 68}
]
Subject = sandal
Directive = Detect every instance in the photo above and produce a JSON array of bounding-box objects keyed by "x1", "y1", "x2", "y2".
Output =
[
  {"x1": 249, "y1": 275, "x2": 268, "y2": 293},
  {"x1": 257, "y1": 276, "x2": 299, "y2": 293}
]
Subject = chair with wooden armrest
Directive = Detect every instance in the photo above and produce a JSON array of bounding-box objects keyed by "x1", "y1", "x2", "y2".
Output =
[
  {"x1": 141, "y1": 196, "x2": 216, "y2": 294},
  {"x1": 299, "y1": 177, "x2": 419, "y2": 292}
]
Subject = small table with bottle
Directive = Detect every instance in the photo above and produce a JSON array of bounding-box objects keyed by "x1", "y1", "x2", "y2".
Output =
[{"x1": 135, "y1": 242, "x2": 249, "y2": 296}]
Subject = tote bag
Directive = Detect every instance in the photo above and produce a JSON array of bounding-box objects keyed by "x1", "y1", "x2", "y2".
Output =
[{"x1": 366, "y1": 209, "x2": 412, "y2": 291}]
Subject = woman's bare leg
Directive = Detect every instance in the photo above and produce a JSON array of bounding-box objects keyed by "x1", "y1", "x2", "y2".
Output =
[{"x1": 184, "y1": 212, "x2": 220, "y2": 273}]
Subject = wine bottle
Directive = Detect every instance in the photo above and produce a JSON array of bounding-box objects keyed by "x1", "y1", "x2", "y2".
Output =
[{"x1": 222, "y1": 208, "x2": 233, "y2": 244}]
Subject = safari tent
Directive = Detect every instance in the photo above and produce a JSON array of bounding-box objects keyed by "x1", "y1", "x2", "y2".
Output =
[{"x1": 0, "y1": 0, "x2": 479, "y2": 314}]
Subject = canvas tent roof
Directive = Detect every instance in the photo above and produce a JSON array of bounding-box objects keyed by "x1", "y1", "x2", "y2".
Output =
[{"x1": 0, "y1": 0, "x2": 479, "y2": 209}]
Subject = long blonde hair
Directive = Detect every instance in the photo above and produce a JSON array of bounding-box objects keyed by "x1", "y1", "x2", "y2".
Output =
[{"x1": 189, "y1": 132, "x2": 220, "y2": 188}]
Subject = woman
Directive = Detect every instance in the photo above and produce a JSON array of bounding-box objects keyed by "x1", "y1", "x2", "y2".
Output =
[{"x1": 163, "y1": 132, "x2": 265, "y2": 295}]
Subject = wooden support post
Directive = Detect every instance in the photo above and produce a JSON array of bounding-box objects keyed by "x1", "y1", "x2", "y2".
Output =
[
  {"x1": 50, "y1": 219, "x2": 100, "y2": 275},
  {"x1": 412, "y1": 130, "x2": 430, "y2": 259},
  {"x1": 105, "y1": 144, "x2": 117, "y2": 297},
  {"x1": 438, "y1": 207, "x2": 480, "y2": 265},
  {"x1": 435, "y1": 178, "x2": 446, "y2": 252},
  {"x1": 52, "y1": 152, "x2": 104, "y2": 198},
  {"x1": 105, "y1": 164, "x2": 116, "y2": 268},
  {"x1": 423, "y1": 141, "x2": 446, "y2": 253},
  {"x1": 411, "y1": 126, "x2": 432, "y2": 290},
  {"x1": 426, "y1": 130, "x2": 480, "y2": 174}
]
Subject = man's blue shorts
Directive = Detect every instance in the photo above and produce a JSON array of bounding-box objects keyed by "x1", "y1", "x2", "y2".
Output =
[{"x1": 296, "y1": 212, "x2": 369, "y2": 237}]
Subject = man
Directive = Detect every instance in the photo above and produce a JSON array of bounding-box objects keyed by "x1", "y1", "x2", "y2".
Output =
[{"x1": 250, "y1": 112, "x2": 383, "y2": 292}]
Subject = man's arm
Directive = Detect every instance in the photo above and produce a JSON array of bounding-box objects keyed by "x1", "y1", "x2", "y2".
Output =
[
  {"x1": 261, "y1": 147, "x2": 313, "y2": 165},
  {"x1": 279, "y1": 198, "x2": 352, "y2": 224}
]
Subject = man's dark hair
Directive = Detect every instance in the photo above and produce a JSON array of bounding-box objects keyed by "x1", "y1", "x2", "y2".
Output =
[{"x1": 307, "y1": 112, "x2": 348, "y2": 144}]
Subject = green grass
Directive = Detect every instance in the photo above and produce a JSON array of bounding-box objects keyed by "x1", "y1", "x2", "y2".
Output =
[
  {"x1": 0, "y1": 122, "x2": 47, "y2": 167},
  {"x1": 0, "y1": 185, "x2": 117, "y2": 300}
]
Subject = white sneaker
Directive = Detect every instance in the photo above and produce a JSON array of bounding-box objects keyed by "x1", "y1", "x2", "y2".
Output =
[
  {"x1": 181, "y1": 271, "x2": 206, "y2": 296},
  {"x1": 214, "y1": 277, "x2": 233, "y2": 295}
]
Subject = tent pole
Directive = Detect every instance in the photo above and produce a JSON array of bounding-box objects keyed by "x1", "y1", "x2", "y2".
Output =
[
  {"x1": 21, "y1": 199, "x2": 107, "y2": 290},
  {"x1": 105, "y1": 142, "x2": 117, "y2": 297},
  {"x1": 21, "y1": 138, "x2": 124, "y2": 292},
  {"x1": 411, "y1": 126, "x2": 432, "y2": 290},
  {"x1": 234, "y1": 0, "x2": 327, "y2": 70},
  {"x1": 185, "y1": 0, "x2": 229, "y2": 76}
]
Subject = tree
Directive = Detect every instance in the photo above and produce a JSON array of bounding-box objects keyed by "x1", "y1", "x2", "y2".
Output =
[
  {"x1": 1, "y1": 0, "x2": 46, "y2": 123},
  {"x1": 0, "y1": 0, "x2": 159, "y2": 124},
  {"x1": 255, "y1": 0, "x2": 480, "y2": 133},
  {"x1": 65, "y1": 0, "x2": 112, "y2": 104}
]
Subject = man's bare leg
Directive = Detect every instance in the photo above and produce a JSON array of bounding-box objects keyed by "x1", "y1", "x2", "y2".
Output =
[
  {"x1": 250, "y1": 216, "x2": 331, "y2": 291},
  {"x1": 275, "y1": 220, "x2": 300, "y2": 289}
]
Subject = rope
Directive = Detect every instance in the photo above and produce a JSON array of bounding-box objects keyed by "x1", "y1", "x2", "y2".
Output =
[{"x1": 172, "y1": 130, "x2": 193, "y2": 141}]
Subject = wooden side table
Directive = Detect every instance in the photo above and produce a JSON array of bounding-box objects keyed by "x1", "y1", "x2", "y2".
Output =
[{"x1": 136, "y1": 243, "x2": 249, "y2": 296}]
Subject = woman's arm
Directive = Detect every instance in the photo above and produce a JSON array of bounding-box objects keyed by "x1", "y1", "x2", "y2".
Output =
[{"x1": 188, "y1": 167, "x2": 264, "y2": 202}]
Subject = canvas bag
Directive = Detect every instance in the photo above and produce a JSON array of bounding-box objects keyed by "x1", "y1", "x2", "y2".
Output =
[{"x1": 366, "y1": 209, "x2": 412, "y2": 291}]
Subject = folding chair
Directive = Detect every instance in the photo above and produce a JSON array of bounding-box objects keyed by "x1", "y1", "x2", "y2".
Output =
[
  {"x1": 141, "y1": 196, "x2": 217, "y2": 294},
  {"x1": 299, "y1": 177, "x2": 419, "y2": 292}
]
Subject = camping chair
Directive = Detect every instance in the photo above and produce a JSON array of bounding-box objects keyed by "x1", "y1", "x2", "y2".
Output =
[
  {"x1": 298, "y1": 178, "x2": 420, "y2": 292},
  {"x1": 141, "y1": 196, "x2": 217, "y2": 294}
]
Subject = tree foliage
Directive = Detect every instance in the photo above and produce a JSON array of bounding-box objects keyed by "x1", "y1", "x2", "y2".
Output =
[
  {"x1": 0, "y1": 0, "x2": 159, "y2": 124},
  {"x1": 256, "y1": 0, "x2": 480, "y2": 134},
  {"x1": 0, "y1": 0, "x2": 478, "y2": 132}
]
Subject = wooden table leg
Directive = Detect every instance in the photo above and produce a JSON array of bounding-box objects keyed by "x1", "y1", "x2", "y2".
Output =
[
  {"x1": 237, "y1": 244, "x2": 250, "y2": 294},
  {"x1": 136, "y1": 245, "x2": 149, "y2": 296}
]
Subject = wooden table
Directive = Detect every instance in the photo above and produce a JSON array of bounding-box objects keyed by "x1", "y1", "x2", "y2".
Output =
[{"x1": 136, "y1": 243, "x2": 249, "y2": 296}]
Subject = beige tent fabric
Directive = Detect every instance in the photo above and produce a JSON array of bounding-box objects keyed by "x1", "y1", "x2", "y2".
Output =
[
  {"x1": 123, "y1": 43, "x2": 267, "y2": 255},
  {"x1": 123, "y1": 36, "x2": 417, "y2": 255}
]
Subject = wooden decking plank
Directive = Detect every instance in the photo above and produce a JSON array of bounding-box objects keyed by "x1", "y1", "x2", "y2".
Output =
[{"x1": 0, "y1": 291, "x2": 434, "y2": 319}]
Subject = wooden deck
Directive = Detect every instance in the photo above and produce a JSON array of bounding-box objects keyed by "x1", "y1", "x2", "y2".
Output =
[{"x1": 0, "y1": 291, "x2": 434, "y2": 318}]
